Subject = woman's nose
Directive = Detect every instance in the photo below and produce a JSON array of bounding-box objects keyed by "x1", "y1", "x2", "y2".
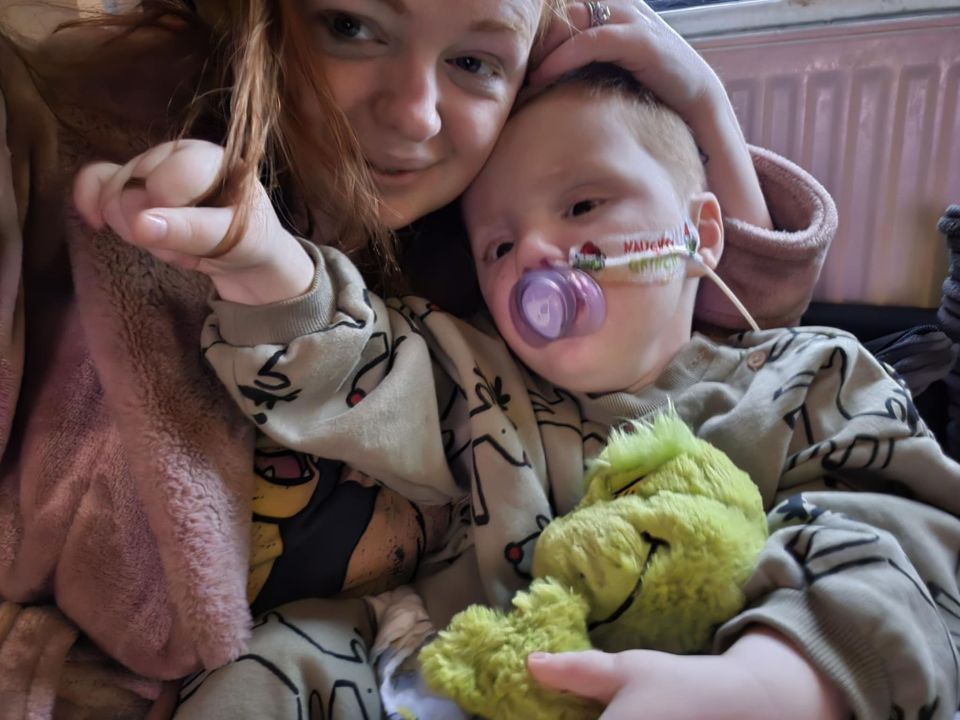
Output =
[
  {"x1": 514, "y1": 229, "x2": 567, "y2": 272},
  {"x1": 375, "y1": 54, "x2": 442, "y2": 143}
]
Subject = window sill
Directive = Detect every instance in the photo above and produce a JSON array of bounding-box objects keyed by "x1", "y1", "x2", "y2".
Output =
[{"x1": 660, "y1": 0, "x2": 960, "y2": 38}]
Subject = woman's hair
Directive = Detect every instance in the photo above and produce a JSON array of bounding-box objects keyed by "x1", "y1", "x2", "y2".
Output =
[{"x1": 3, "y1": 0, "x2": 388, "y2": 277}]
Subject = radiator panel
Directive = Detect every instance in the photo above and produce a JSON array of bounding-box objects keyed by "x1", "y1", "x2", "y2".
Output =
[{"x1": 695, "y1": 14, "x2": 960, "y2": 307}]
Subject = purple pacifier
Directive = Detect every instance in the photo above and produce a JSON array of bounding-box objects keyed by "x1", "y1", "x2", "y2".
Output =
[{"x1": 510, "y1": 266, "x2": 606, "y2": 346}]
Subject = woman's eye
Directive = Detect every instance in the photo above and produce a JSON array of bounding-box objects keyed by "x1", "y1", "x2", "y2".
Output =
[
  {"x1": 567, "y1": 199, "x2": 601, "y2": 218},
  {"x1": 322, "y1": 12, "x2": 375, "y2": 41},
  {"x1": 450, "y1": 55, "x2": 497, "y2": 79},
  {"x1": 491, "y1": 242, "x2": 514, "y2": 260}
]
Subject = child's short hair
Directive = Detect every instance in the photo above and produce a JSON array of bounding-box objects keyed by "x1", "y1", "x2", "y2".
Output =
[{"x1": 517, "y1": 63, "x2": 707, "y2": 204}]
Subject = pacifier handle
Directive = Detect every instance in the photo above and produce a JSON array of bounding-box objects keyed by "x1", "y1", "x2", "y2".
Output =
[{"x1": 510, "y1": 267, "x2": 606, "y2": 346}]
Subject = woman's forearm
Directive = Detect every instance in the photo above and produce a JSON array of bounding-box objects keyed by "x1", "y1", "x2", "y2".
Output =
[{"x1": 689, "y1": 86, "x2": 773, "y2": 231}]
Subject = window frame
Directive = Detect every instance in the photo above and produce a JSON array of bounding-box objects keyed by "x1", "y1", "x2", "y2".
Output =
[{"x1": 657, "y1": 0, "x2": 960, "y2": 37}]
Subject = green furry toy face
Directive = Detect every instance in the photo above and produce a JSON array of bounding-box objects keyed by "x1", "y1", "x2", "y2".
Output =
[{"x1": 532, "y1": 500, "x2": 663, "y2": 629}]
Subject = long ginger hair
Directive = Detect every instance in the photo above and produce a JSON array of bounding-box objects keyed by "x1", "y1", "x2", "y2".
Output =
[{"x1": 3, "y1": 0, "x2": 569, "y2": 288}]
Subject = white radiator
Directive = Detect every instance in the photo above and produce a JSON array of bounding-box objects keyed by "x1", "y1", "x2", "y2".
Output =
[{"x1": 691, "y1": 12, "x2": 960, "y2": 308}]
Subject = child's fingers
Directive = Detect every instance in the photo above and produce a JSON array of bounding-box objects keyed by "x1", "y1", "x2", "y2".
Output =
[
  {"x1": 97, "y1": 140, "x2": 224, "y2": 237},
  {"x1": 93, "y1": 145, "x2": 177, "y2": 243},
  {"x1": 73, "y1": 161, "x2": 120, "y2": 229},
  {"x1": 144, "y1": 141, "x2": 225, "y2": 208},
  {"x1": 526, "y1": 650, "x2": 624, "y2": 704},
  {"x1": 131, "y1": 205, "x2": 235, "y2": 259},
  {"x1": 97, "y1": 142, "x2": 178, "y2": 218}
]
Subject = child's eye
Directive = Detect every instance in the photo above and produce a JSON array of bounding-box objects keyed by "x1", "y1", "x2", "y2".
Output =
[
  {"x1": 488, "y1": 241, "x2": 514, "y2": 261},
  {"x1": 448, "y1": 55, "x2": 498, "y2": 79},
  {"x1": 566, "y1": 199, "x2": 602, "y2": 218}
]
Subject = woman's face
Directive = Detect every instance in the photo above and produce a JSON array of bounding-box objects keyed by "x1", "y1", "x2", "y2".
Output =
[{"x1": 302, "y1": 0, "x2": 543, "y2": 229}]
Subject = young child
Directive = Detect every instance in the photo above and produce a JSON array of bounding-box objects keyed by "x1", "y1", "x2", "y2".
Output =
[{"x1": 203, "y1": 65, "x2": 960, "y2": 719}]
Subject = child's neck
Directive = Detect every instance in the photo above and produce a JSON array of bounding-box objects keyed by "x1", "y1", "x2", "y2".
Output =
[{"x1": 623, "y1": 328, "x2": 693, "y2": 394}]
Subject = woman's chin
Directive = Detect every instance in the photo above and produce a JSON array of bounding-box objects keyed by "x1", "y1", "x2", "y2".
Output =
[
  {"x1": 375, "y1": 182, "x2": 454, "y2": 231},
  {"x1": 377, "y1": 201, "x2": 419, "y2": 231}
]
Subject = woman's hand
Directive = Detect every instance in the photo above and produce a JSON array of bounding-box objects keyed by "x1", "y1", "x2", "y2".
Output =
[
  {"x1": 530, "y1": 1, "x2": 773, "y2": 230},
  {"x1": 73, "y1": 139, "x2": 314, "y2": 305},
  {"x1": 527, "y1": 627, "x2": 849, "y2": 720},
  {"x1": 531, "y1": 0, "x2": 719, "y2": 122}
]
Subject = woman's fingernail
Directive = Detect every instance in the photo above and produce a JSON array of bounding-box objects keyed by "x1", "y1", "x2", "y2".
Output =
[
  {"x1": 141, "y1": 213, "x2": 168, "y2": 241},
  {"x1": 528, "y1": 652, "x2": 550, "y2": 663}
]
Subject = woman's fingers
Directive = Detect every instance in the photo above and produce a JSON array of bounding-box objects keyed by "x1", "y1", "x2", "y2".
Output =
[
  {"x1": 531, "y1": 3, "x2": 580, "y2": 69},
  {"x1": 529, "y1": 0, "x2": 658, "y2": 85},
  {"x1": 529, "y1": 23, "x2": 651, "y2": 87},
  {"x1": 529, "y1": 1, "x2": 715, "y2": 121},
  {"x1": 534, "y1": 0, "x2": 650, "y2": 66}
]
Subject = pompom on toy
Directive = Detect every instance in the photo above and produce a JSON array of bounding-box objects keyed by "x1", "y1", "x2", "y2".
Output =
[{"x1": 419, "y1": 410, "x2": 768, "y2": 720}]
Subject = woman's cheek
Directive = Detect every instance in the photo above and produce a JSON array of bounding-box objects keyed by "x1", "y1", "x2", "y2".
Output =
[
  {"x1": 454, "y1": 99, "x2": 514, "y2": 177},
  {"x1": 317, "y1": 61, "x2": 371, "y2": 123}
]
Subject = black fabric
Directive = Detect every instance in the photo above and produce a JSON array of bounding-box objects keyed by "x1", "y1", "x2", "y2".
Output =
[
  {"x1": 937, "y1": 205, "x2": 960, "y2": 460},
  {"x1": 864, "y1": 326, "x2": 958, "y2": 398},
  {"x1": 250, "y1": 459, "x2": 380, "y2": 616},
  {"x1": 865, "y1": 326, "x2": 957, "y2": 456},
  {"x1": 801, "y1": 206, "x2": 960, "y2": 462}
]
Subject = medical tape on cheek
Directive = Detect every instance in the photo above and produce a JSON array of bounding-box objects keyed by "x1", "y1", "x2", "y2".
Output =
[
  {"x1": 567, "y1": 219, "x2": 760, "y2": 331},
  {"x1": 568, "y1": 219, "x2": 699, "y2": 284}
]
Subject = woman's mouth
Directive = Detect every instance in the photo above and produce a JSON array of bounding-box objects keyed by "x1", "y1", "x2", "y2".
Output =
[{"x1": 367, "y1": 161, "x2": 431, "y2": 187}]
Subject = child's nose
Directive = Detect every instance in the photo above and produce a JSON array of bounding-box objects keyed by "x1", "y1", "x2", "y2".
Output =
[{"x1": 514, "y1": 229, "x2": 566, "y2": 271}]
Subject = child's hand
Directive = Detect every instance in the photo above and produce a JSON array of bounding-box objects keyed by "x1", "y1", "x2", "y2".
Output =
[
  {"x1": 527, "y1": 627, "x2": 849, "y2": 720},
  {"x1": 530, "y1": 1, "x2": 773, "y2": 230},
  {"x1": 73, "y1": 139, "x2": 314, "y2": 305},
  {"x1": 528, "y1": 648, "x2": 766, "y2": 720}
]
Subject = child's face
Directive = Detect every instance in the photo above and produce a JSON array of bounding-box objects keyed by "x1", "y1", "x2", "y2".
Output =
[{"x1": 463, "y1": 88, "x2": 710, "y2": 394}]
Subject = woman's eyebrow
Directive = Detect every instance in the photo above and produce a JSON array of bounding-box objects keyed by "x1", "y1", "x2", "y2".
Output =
[
  {"x1": 469, "y1": 18, "x2": 526, "y2": 35},
  {"x1": 364, "y1": 0, "x2": 525, "y2": 36},
  {"x1": 370, "y1": 0, "x2": 407, "y2": 14}
]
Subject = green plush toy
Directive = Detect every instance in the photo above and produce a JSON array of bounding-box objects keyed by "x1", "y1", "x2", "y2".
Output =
[{"x1": 419, "y1": 411, "x2": 768, "y2": 720}]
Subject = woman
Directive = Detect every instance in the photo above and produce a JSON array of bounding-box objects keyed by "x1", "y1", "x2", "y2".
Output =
[{"x1": 0, "y1": 0, "x2": 833, "y2": 717}]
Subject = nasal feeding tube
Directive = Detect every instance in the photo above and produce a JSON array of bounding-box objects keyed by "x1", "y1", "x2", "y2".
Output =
[{"x1": 509, "y1": 220, "x2": 760, "y2": 345}]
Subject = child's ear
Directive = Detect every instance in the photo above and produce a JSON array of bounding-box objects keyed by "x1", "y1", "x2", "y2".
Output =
[{"x1": 689, "y1": 192, "x2": 723, "y2": 272}]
